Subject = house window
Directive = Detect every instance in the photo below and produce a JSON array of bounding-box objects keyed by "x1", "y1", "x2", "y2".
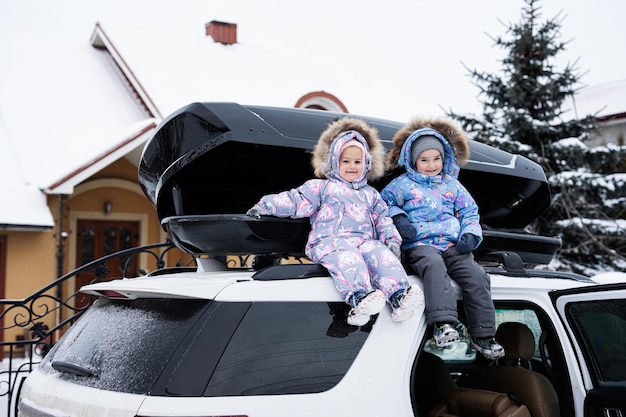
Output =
[{"x1": 295, "y1": 91, "x2": 348, "y2": 113}]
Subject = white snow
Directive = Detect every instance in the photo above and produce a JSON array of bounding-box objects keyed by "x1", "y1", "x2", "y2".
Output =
[{"x1": 1, "y1": 355, "x2": 42, "y2": 416}]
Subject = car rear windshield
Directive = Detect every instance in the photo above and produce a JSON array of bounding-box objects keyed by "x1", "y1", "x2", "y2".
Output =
[{"x1": 40, "y1": 297, "x2": 372, "y2": 396}]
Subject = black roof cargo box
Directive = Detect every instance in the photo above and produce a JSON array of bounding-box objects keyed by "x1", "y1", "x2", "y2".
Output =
[
  {"x1": 139, "y1": 102, "x2": 550, "y2": 229},
  {"x1": 139, "y1": 102, "x2": 560, "y2": 265}
]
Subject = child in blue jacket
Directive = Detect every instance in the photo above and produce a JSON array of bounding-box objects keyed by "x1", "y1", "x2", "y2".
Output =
[{"x1": 381, "y1": 116, "x2": 504, "y2": 360}]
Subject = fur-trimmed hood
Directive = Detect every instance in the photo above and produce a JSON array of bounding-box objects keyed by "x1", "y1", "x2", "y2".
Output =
[
  {"x1": 311, "y1": 117, "x2": 385, "y2": 183},
  {"x1": 385, "y1": 116, "x2": 470, "y2": 179}
]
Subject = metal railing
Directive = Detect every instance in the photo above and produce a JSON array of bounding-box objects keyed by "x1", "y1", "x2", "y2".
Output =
[{"x1": 0, "y1": 241, "x2": 179, "y2": 417}]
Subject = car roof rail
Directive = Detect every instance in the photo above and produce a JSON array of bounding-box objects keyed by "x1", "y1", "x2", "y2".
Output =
[
  {"x1": 485, "y1": 251, "x2": 527, "y2": 274},
  {"x1": 482, "y1": 252, "x2": 594, "y2": 283}
]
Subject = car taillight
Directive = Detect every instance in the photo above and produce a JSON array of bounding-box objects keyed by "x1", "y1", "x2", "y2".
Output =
[{"x1": 94, "y1": 289, "x2": 137, "y2": 299}]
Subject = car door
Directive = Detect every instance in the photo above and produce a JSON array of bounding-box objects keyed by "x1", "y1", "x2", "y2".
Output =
[{"x1": 553, "y1": 282, "x2": 626, "y2": 417}]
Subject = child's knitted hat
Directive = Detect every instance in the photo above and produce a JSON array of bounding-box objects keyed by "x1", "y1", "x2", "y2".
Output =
[{"x1": 410, "y1": 135, "x2": 444, "y2": 164}]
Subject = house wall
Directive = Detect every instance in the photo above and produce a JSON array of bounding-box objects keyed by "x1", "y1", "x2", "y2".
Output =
[
  {"x1": 3, "y1": 232, "x2": 56, "y2": 298},
  {"x1": 2, "y1": 229, "x2": 57, "y2": 351},
  {"x1": 589, "y1": 118, "x2": 626, "y2": 147}
]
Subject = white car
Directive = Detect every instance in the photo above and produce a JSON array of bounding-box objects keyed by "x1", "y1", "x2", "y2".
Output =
[
  {"x1": 18, "y1": 103, "x2": 626, "y2": 417},
  {"x1": 17, "y1": 254, "x2": 626, "y2": 417}
]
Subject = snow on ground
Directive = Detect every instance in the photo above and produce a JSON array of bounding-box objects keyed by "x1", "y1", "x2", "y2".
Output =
[{"x1": 1, "y1": 354, "x2": 43, "y2": 417}]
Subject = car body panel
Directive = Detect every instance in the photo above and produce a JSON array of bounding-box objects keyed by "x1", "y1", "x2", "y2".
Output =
[{"x1": 19, "y1": 371, "x2": 145, "y2": 417}]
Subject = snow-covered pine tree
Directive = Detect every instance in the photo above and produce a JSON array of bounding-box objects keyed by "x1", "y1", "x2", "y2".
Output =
[{"x1": 448, "y1": 0, "x2": 626, "y2": 274}]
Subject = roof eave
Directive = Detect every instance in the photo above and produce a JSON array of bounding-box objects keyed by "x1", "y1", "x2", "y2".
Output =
[
  {"x1": 90, "y1": 22, "x2": 162, "y2": 120},
  {"x1": 0, "y1": 224, "x2": 53, "y2": 232},
  {"x1": 45, "y1": 121, "x2": 157, "y2": 195}
]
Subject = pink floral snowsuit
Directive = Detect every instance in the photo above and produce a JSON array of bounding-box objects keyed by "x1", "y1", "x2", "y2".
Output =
[{"x1": 252, "y1": 131, "x2": 410, "y2": 302}]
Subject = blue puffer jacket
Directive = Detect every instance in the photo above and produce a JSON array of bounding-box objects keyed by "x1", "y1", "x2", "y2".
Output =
[{"x1": 380, "y1": 127, "x2": 482, "y2": 251}]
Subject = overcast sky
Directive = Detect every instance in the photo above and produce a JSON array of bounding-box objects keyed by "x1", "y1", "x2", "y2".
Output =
[
  {"x1": 1, "y1": 0, "x2": 625, "y2": 118},
  {"x1": 0, "y1": 0, "x2": 624, "y2": 228}
]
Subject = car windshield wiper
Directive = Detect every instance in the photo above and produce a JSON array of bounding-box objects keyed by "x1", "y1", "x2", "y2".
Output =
[{"x1": 51, "y1": 361, "x2": 97, "y2": 377}]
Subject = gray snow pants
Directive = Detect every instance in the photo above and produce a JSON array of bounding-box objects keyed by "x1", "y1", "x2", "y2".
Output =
[{"x1": 405, "y1": 245, "x2": 496, "y2": 338}]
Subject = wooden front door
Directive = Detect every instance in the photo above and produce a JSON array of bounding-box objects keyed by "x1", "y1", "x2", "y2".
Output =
[{"x1": 75, "y1": 220, "x2": 139, "y2": 302}]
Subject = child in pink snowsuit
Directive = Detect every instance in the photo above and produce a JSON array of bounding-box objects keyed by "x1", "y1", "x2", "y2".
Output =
[{"x1": 247, "y1": 117, "x2": 423, "y2": 326}]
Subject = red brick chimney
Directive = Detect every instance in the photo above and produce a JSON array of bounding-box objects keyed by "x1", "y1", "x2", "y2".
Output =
[{"x1": 205, "y1": 20, "x2": 237, "y2": 45}]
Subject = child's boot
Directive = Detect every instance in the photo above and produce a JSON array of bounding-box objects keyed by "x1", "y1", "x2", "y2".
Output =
[
  {"x1": 389, "y1": 284, "x2": 424, "y2": 322},
  {"x1": 347, "y1": 290, "x2": 386, "y2": 326},
  {"x1": 433, "y1": 322, "x2": 460, "y2": 347},
  {"x1": 471, "y1": 337, "x2": 505, "y2": 360}
]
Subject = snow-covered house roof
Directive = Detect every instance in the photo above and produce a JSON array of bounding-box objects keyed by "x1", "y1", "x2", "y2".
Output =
[{"x1": 569, "y1": 79, "x2": 626, "y2": 121}]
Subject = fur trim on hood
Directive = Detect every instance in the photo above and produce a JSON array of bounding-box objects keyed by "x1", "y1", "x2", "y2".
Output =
[
  {"x1": 312, "y1": 117, "x2": 385, "y2": 181},
  {"x1": 385, "y1": 116, "x2": 470, "y2": 171}
]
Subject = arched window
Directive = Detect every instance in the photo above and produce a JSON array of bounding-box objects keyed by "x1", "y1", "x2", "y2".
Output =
[{"x1": 295, "y1": 91, "x2": 348, "y2": 113}]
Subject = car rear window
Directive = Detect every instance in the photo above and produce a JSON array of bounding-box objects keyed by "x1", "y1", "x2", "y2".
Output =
[
  {"x1": 40, "y1": 298, "x2": 372, "y2": 396},
  {"x1": 40, "y1": 298, "x2": 209, "y2": 393},
  {"x1": 202, "y1": 302, "x2": 370, "y2": 396}
]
